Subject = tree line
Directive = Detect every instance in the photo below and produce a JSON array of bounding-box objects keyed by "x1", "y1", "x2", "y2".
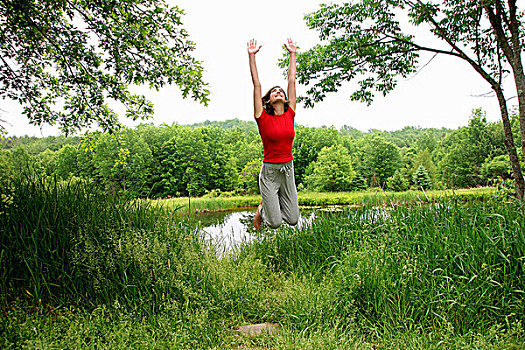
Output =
[{"x1": 1, "y1": 109, "x2": 522, "y2": 199}]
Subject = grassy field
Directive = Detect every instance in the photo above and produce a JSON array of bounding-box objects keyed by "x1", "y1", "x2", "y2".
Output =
[
  {"x1": 1, "y1": 179, "x2": 523, "y2": 349},
  {"x1": 151, "y1": 187, "x2": 498, "y2": 215}
]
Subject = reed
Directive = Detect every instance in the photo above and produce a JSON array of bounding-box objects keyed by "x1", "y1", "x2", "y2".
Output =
[
  {"x1": 0, "y1": 175, "x2": 211, "y2": 312},
  {"x1": 242, "y1": 199, "x2": 525, "y2": 334}
]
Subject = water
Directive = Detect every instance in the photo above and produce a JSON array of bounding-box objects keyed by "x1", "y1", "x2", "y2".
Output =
[
  {"x1": 191, "y1": 205, "x2": 392, "y2": 254},
  {"x1": 193, "y1": 209, "x2": 316, "y2": 253}
]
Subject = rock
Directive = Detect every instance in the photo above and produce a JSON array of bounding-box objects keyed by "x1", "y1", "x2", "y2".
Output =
[{"x1": 236, "y1": 323, "x2": 281, "y2": 337}]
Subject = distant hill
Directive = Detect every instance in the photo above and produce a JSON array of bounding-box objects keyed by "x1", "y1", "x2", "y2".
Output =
[
  {"x1": 1, "y1": 134, "x2": 81, "y2": 153},
  {"x1": 2, "y1": 118, "x2": 456, "y2": 153},
  {"x1": 188, "y1": 118, "x2": 258, "y2": 134}
]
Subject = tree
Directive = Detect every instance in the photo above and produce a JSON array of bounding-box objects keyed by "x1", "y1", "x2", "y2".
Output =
[
  {"x1": 34, "y1": 148, "x2": 57, "y2": 177},
  {"x1": 158, "y1": 128, "x2": 214, "y2": 197},
  {"x1": 356, "y1": 135, "x2": 401, "y2": 187},
  {"x1": 305, "y1": 144, "x2": 355, "y2": 191},
  {"x1": 386, "y1": 169, "x2": 410, "y2": 191},
  {"x1": 238, "y1": 158, "x2": 262, "y2": 195},
  {"x1": 199, "y1": 127, "x2": 238, "y2": 193},
  {"x1": 231, "y1": 140, "x2": 262, "y2": 172},
  {"x1": 56, "y1": 144, "x2": 79, "y2": 180},
  {"x1": 10, "y1": 145, "x2": 34, "y2": 178},
  {"x1": 481, "y1": 154, "x2": 511, "y2": 181},
  {"x1": 293, "y1": 126, "x2": 340, "y2": 185},
  {"x1": 285, "y1": 0, "x2": 525, "y2": 200},
  {"x1": 135, "y1": 123, "x2": 181, "y2": 198},
  {"x1": 412, "y1": 148, "x2": 437, "y2": 185},
  {"x1": 413, "y1": 165, "x2": 432, "y2": 189},
  {"x1": 88, "y1": 129, "x2": 152, "y2": 197},
  {"x1": 438, "y1": 110, "x2": 500, "y2": 188},
  {"x1": 1, "y1": 0, "x2": 209, "y2": 134},
  {"x1": 414, "y1": 130, "x2": 439, "y2": 154}
]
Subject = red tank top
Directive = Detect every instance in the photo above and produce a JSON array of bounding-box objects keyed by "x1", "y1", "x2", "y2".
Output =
[{"x1": 256, "y1": 108, "x2": 295, "y2": 163}]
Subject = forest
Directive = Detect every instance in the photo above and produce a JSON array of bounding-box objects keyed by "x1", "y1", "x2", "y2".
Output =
[{"x1": 1, "y1": 108, "x2": 522, "y2": 199}]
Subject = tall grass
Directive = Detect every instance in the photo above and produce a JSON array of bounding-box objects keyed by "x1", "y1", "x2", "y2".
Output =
[
  {"x1": 0, "y1": 176, "x2": 210, "y2": 312},
  {"x1": 241, "y1": 200, "x2": 525, "y2": 334},
  {"x1": 298, "y1": 187, "x2": 497, "y2": 206},
  {"x1": 1, "y1": 174, "x2": 523, "y2": 348}
]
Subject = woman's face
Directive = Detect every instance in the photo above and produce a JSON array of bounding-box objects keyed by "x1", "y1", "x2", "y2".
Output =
[{"x1": 269, "y1": 87, "x2": 286, "y2": 103}]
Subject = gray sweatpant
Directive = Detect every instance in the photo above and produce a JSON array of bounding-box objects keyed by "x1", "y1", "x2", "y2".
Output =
[{"x1": 258, "y1": 160, "x2": 299, "y2": 229}]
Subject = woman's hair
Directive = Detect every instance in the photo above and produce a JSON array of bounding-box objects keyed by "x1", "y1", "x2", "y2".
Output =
[{"x1": 262, "y1": 86, "x2": 289, "y2": 115}]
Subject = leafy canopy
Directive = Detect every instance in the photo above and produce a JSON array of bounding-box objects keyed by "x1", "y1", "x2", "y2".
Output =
[
  {"x1": 281, "y1": 0, "x2": 523, "y2": 107},
  {"x1": 1, "y1": 0, "x2": 209, "y2": 134},
  {"x1": 280, "y1": 0, "x2": 419, "y2": 107}
]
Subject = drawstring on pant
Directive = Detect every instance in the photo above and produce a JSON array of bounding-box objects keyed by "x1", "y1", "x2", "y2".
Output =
[{"x1": 280, "y1": 164, "x2": 292, "y2": 176}]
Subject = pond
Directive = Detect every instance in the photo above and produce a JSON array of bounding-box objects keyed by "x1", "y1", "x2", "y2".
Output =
[
  {"x1": 187, "y1": 205, "x2": 394, "y2": 255},
  {"x1": 190, "y1": 208, "x2": 317, "y2": 253}
]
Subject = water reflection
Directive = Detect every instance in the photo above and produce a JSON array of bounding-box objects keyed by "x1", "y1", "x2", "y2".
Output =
[
  {"x1": 195, "y1": 209, "x2": 316, "y2": 253},
  {"x1": 191, "y1": 205, "x2": 393, "y2": 254}
]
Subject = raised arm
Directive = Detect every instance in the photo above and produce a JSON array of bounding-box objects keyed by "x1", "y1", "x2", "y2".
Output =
[
  {"x1": 284, "y1": 38, "x2": 297, "y2": 112},
  {"x1": 247, "y1": 39, "x2": 263, "y2": 118}
]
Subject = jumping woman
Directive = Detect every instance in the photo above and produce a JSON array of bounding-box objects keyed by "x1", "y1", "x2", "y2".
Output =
[{"x1": 248, "y1": 38, "x2": 299, "y2": 230}]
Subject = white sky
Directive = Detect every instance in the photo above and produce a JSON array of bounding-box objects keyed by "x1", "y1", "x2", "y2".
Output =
[{"x1": 1, "y1": 0, "x2": 518, "y2": 137}]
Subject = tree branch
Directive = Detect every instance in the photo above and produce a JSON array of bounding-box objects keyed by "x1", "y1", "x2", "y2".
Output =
[
  {"x1": 506, "y1": 0, "x2": 521, "y2": 56},
  {"x1": 0, "y1": 55, "x2": 57, "y2": 123},
  {"x1": 404, "y1": 0, "x2": 500, "y2": 91},
  {"x1": 495, "y1": 0, "x2": 512, "y2": 31},
  {"x1": 23, "y1": 12, "x2": 109, "y2": 126},
  {"x1": 383, "y1": 33, "x2": 464, "y2": 58}
]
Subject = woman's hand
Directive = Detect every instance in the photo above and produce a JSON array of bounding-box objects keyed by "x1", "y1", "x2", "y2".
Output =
[
  {"x1": 284, "y1": 38, "x2": 297, "y2": 54},
  {"x1": 247, "y1": 39, "x2": 262, "y2": 55}
]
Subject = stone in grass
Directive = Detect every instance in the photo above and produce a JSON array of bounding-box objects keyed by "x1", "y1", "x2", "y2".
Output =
[{"x1": 236, "y1": 323, "x2": 281, "y2": 337}]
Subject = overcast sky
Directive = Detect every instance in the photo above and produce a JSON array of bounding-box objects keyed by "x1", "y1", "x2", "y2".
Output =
[{"x1": 1, "y1": 0, "x2": 517, "y2": 137}]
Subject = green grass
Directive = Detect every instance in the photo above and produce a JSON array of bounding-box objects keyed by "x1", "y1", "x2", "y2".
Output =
[
  {"x1": 1, "y1": 177, "x2": 523, "y2": 348},
  {"x1": 241, "y1": 200, "x2": 525, "y2": 334},
  {"x1": 2, "y1": 306, "x2": 523, "y2": 349},
  {"x1": 151, "y1": 187, "x2": 498, "y2": 215},
  {"x1": 149, "y1": 194, "x2": 261, "y2": 215},
  {"x1": 0, "y1": 176, "x2": 211, "y2": 311}
]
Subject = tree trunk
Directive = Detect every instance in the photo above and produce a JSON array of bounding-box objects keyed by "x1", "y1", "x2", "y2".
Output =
[
  {"x1": 482, "y1": 1, "x2": 525, "y2": 200},
  {"x1": 503, "y1": 34, "x2": 525, "y2": 201},
  {"x1": 495, "y1": 87, "x2": 525, "y2": 200},
  {"x1": 506, "y1": 0, "x2": 525, "y2": 166},
  {"x1": 511, "y1": 61, "x2": 525, "y2": 164}
]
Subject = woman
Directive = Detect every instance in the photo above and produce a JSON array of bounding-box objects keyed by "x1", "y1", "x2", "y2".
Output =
[{"x1": 248, "y1": 38, "x2": 299, "y2": 230}]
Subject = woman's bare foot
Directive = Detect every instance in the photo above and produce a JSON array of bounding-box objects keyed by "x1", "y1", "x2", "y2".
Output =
[{"x1": 253, "y1": 202, "x2": 263, "y2": 230}]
